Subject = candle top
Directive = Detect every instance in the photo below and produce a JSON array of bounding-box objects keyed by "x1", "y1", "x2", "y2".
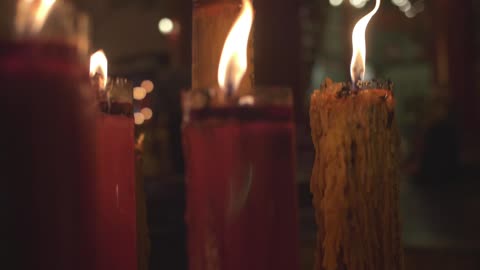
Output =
[
  {"x1": 187, "y1": 106, "x2": 293, "y2": 123},
  {"x1": 182, "y1": 87, "x2": 293, "y2": 123},
  {"x1": 311, "y1": 78, "x2": 395, "y2": 110},
  {"x1": 319, "y1": 78, "x2": 393, "y2": 99}
]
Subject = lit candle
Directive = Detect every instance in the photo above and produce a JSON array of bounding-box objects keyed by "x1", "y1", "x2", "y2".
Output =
[
  {"x1": 310, "y1": 1, "x2": 403, "y2": 270},
  {"x1": 0, "y1": 1, "x2": 97, "y2": 269},
  {"x1": 183, "y1": 1, "x2": 299, "y2": 269},
  {"x1": 90, "y1": 51, "x2": 137, "y2": 270}
]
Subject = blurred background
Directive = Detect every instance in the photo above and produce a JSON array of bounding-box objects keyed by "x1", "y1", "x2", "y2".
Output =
[{"x1": 73, "y1": 0, "x2": 480, "y2": 269}]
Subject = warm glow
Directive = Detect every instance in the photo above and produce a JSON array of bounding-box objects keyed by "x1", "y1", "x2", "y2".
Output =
[
  {"x1": 350, "y1": 0, "x2": 381, "y2": 83},
  {"x1": 141, "y1": 108, "x2": 153, "y2": 120},
  {"x1": 217, "y1": 0, "x2": 254, "y2": 94},
  {"x1": 16, "y1": 0, "x2": 57, "y2": 34},
  {"x1": 238, "y1": 95, "x2": 255, "y2": 106},
  {"x1": 89, "y1": 50, "x2": 108, "y2": 90},
  {"x1": 136, "y1": 133, "x2": 145, "y2": 146},
  {"x1": 141, "y1": 80, "x2": 155, "y2": 93},
  {"x1": 133, "y1": 87, "x2": 147, "y2": 100},
  {"x1": 134, "y1": 113, "x2": 145, "y2": 125},
  {"x1": 350, "y1": 0, "x2": 368, "y2": 8},
  {"x1": 391, "y1": 0, "x2": 407, "y2": 6},
  {"x1": 158, "y1": 18, "x2": 174, "y2": 34},
  {"x1": 329, "y1": 0, "x2": 344, "y2": 7}
]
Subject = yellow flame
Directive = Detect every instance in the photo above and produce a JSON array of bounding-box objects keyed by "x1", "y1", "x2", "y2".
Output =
[
  {"x1": 217, "y1": 0, "x2": 254, "y2": 94},
  {"x1": 90, "y1": 50, "x2": 108, "y2": 90},
  {"x1": 350, "y1": 0, "x2": 381, "y2": 83},
  {"x1": 16, "y1": 0, "x2": 57, "y2": 34}
]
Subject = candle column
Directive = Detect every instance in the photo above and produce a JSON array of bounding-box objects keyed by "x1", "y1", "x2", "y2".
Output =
[
  {"x1": 310, "y1": 79, "x2": 402, "y2": 270},
  {"x1": 309, "y1": 1, "x2": 403, "y2": 269},
  {"x1": 182, "y1": 88, "x2": 299, "y2": 270},
  {"x1": 186, "y1": 0, "x2": 299, "y2": 269},
  {"x1": 90, "y1": 52, "x2": 139, "y2": 270},
  {"x1": 0, "y1": 2, "x2": 96, "y2": 269},
  {"x1": 94, "y1": 78, "x2": 137, "y2": 270}
]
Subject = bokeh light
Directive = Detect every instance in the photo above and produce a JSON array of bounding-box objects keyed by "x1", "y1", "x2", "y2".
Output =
[
  {"x1": 141, "y1": 107, "x2": 153, "y2": 120},
  {"x1": 158, "y1": 18, "x2": 174, "y2": 34},
  {"x1": 134, "y1": 112, "x2": 145, "y2": 125},
  {"x1": 133, "y1": 87, "x2": 147, "y2": 100},
  {"x1": 141, "y1": 80, "x2": 154, "y2": 93},
  {"x1": 329, "y1": 0, "x2": 344, "y2": 7},
  {"x1": 350, "y1": 0, "x2": 368, "y2": 8}
]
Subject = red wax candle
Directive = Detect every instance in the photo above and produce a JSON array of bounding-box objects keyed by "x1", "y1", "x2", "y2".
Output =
[
  {"x1": 182, "y1": 90, "x2": 299, "y2": 270},
  {"x1": 95, "y1": 109, "x2": 137, "y2": 270},
  {"x1": 0, "y1": 40, "x2": 97, "y2": 269}
]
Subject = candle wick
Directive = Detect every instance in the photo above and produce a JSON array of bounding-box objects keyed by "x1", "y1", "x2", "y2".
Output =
[
  {"x1": 352, "y1": 78, "x2": 362, "y2": 91},
  {"x1": 226, "y1": 81, "x2": 234, "y2": 98}
]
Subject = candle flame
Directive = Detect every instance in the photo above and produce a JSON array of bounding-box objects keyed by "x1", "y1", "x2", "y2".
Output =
[
  {"x1": 90, "y1": 50, "x2": 108, "y2": 90},
  {"x1": 16, "y1": 0, "x2": 57, "y2": 34},
  {"x1": 350, "y1": 0, "x2": 380, "y2": 83},
  {"x1": 217, "y1": 0, "x2": 254, "y2": 94}
]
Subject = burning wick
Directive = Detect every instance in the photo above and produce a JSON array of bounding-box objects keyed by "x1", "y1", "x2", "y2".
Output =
[
  {"x1": 217, "y1": 0, "x2": 254, "y2": 99},
  {"x1": 350, "y1": 0, "x2": 381, "y2": 85},
  {"x1": 90, "y1": 50, "x2": 112, "y2": 110},
  {"x1": 90, "y1": 50, "x2": 108, "y2": 90}
]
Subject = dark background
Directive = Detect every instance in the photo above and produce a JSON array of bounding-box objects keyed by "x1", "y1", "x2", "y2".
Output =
[{"x1": 73, "y1": 0, "x2": 480, "y2": 269}]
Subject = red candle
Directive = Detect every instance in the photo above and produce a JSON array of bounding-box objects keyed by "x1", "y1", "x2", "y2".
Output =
[
  {"x1": 90, "y1": 52, "x2": 138, "y2": 270},
  {"x1": 0, "y1": 4, "x2": 97, "y2": 269},
  {"x1": 95, "y1": 109, "x2": 137, "y2": 270},
  {"x1": 182, "y1": 89, "x2": 299, "y2": 270},
  {"x1": 185, "y1": 1, "x2": 298, "y2": 268}
]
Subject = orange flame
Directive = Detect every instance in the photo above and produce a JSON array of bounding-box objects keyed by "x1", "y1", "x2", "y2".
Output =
[
  {"x1": 217, "y1": 0, "x2": 254, "y2": 94},
  {"x1": 350, "y1": 0, "x2": 380, "y2": 83},
  {"x1": 90, "y1": 50, "x2": 108, "y2": 90},
  {"x1": 16, "y1": 0, "x2": 57, "y2": 34}
]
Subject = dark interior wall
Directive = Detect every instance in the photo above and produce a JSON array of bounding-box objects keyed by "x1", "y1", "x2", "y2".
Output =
[{"x1": 254, "y1": 0, "x2": 302, "y2": 120}]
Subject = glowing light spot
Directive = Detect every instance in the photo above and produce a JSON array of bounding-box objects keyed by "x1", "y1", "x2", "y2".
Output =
[
  {"x1": 140, "y1": 108, "x2": 153, "y2": 120},
  {"x1": 134, "y1": 113, "x2": 145, "y2": 125},
  {"x1": 329, "y1": 0, "x2": 344, "y2": 7},
  {"x1": 391, "y1": 0, "x2": 407, "y2": 6},
  {"x1": 350, "y1": 0, "x2": 368, "y2": 8},
  {"x1": 238, "y1": 95, "x2": 255, "y2": 106},
  {"x1": 133, "y1": 87, "x2": 147, "y2": 100},
  {"x1": 158, "y1": 18, "x2": 174, "y2": 34},
  {"x1": 405, "y1": 9, "x2": 416, "y2": 18},
  {"x1": 141, "y1": 80, "x2": 154, "y2": 93},
  {"x1": 399, "y1": 2, "x2": 411, "y2": 11}
]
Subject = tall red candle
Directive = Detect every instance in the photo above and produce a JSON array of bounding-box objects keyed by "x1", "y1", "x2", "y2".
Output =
[
  {"x1": 182, "y1": 88, "x2": 299, "y2": 270},
  {"x1": 0, "y1": 2, "x2": 97, "y2": 269},
  {"x1": 90, "y1": 52, "x2": 139, "y2": 269}
]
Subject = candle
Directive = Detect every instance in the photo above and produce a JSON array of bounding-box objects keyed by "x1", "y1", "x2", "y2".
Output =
[
  {"x1": 184, "y1": 1, "x2": 299, "y2": 269},
  {"x1": 90, "y1": 51, "x2": 138, "y2": 270},
  {"x1": 0, "y1": 1, "x2": 97, "y2": 269},
  {"x1": 309, "y1": 1, "x2": 403, "y2": 270}
]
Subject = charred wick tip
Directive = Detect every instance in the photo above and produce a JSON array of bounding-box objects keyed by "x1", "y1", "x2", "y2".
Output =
[
  {"x1": 335, "y1": 79, "x2": 394, "y2": 99},
  {"x1": 355, "y1": 79, "x2": 394, "y2": 92}
]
